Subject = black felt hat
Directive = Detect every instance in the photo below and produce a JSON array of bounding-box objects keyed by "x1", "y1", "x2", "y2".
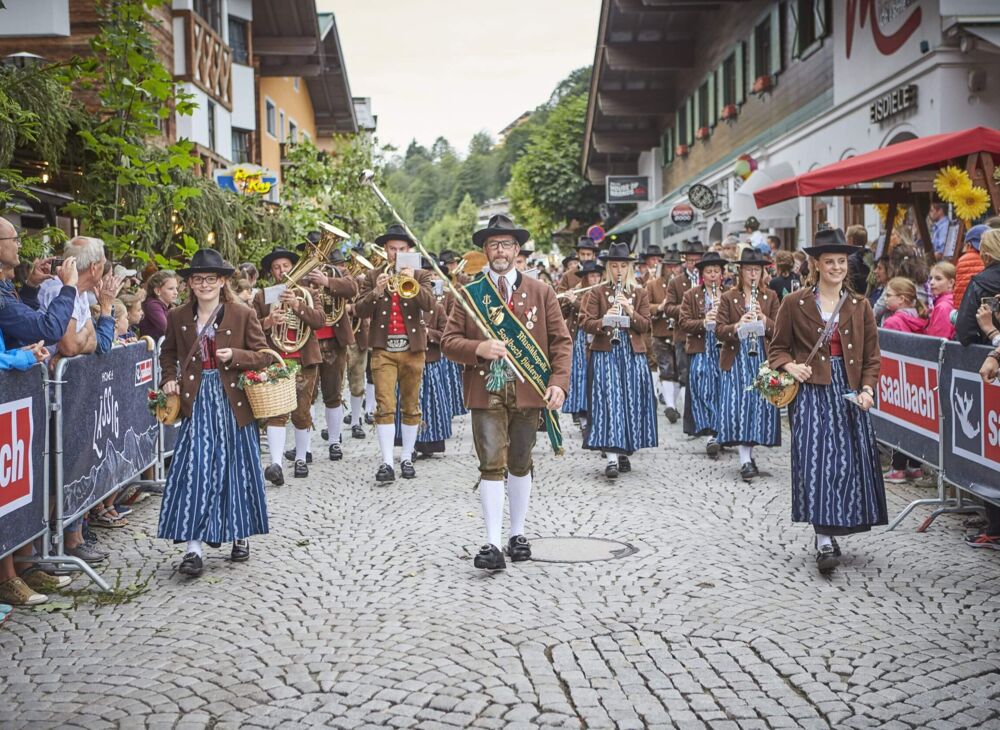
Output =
[
  {"x1": 599, "y1": 242, "x2": 635, "y2": 262},
  {"x1": 260, "y1": 247, "x2": 299, "y2": 275},
  {"x1": 640, "y1": 244, "x2": 664, "y2": 260},
  {"x1": 575, "y1": 236, "x2": 600, "y2": 251},
  {"x1": 695, "y1": 251, "x2": 726, "y2": 270},
  {"x1": 736, "y1": 247, "x2": 769, "y2": 266},
  {"x1": 473, "y1": 214, "x2": 530, "y2": 248},
  {"x1": 561, "y1": 254, "x2": 578, "y2": 268},
  {"x1": 678, "y1": 239, "x2": 706, "y2": 255},
  {"x1": 179, "y1": 248, "x2": 237, "y2": 278},
  {"x1": 803, "y1": 228, "x2": 856, "y2": 258},
  {"x1": 375, "y1": 223, "x2": 416, "y2": 248},
  {"x1": 578, "y1": 260, "x2": 604, "y2": 275}
]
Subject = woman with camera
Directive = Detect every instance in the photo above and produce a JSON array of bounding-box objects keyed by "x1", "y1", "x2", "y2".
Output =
[{"x1": 768, "y1": 229, "x2": 887, "y2": 574}]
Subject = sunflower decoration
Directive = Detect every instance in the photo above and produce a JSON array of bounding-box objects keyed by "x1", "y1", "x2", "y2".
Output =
[
  {"x1": 934, "y1": 166, "x2": 971, "y2": 203},
  {"x1": 953, "y1": 184, "x2": 990, "y2": 223},
  {"x1": 875, "y1": 203, "x2": 907, "y2": 229}
]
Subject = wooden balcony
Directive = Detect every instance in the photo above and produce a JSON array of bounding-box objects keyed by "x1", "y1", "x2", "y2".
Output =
[{"x1": 175, "y1": 10, "x2": 233, "y2": 111}]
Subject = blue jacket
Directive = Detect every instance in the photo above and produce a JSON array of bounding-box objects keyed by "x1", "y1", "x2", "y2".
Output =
[
  {"x1": 0, "y1": 280, "x2": 77, "y2": 348},
  {"x1": 0, "y1": 326, "x2": 40, "y2": 371}
]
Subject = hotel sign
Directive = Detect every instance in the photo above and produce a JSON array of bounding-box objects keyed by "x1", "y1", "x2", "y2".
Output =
[
  {"x1": 869, "y1": 84, "x2": 917, "y2": 124},
  {"x1": 606, "y1": 176, "x2": 649, "y2": 203}
]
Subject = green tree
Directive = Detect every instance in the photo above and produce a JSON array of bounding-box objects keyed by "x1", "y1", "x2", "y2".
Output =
[{"x1": 425, "y1": 193, "x2": 479, "y2": 253}]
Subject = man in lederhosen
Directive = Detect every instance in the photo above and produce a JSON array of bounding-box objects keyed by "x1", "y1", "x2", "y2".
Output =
[
  {"x1": 355, "y1": 224, "x2": 438, "y2": 483},
  {"x1": 254, "y1": 247, "x2": 327, "y2": 483},
  {"x1": 442, "y1": 214, "x2": 572, "y2": 572},
  {"x1": 660, "y1": 240, "x2": 704, "y2": 422}
]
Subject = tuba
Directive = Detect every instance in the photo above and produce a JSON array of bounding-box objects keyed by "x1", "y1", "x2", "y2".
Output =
[{"x1": 271, "y1": 221, "x2": 350, "y2": 352}]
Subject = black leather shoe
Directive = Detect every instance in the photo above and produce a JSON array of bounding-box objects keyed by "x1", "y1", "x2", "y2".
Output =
[
  {"x1": 364, "y1": 413, "x2": 374, "y2": 425},
  {"x1": 816, "y1": 544, "x2": 839, "y2": 574},
  {"x1": 352, "y1": 424, "x2": 365, "y2": 439},
  {"x1": 706, "y1": 438, "x2": 720, "y2": 458},
  {"x1": 178, "y1": 552, "x2": 203, "y2": 577},
  {"x1": 230, "y1": 539, "x2": 250, "y2": 563},
  {"x1": 605, "y1": 463, "x2": 619, "y2": 479},
  {"x1": 400, "y1": 459, "x2": 416, "y2": 479},
  {"x1": 617, "y1": 455, "x2": 631, "y2": 473},
  {"x1": 831, "y1": 538, "x2": 841, "y2": 557},
  {"x1": 342, "y1": 413, "x2": 352, "y2": 425},
  {"x1": 376, "y1": 463, "x2": 395, "y2": 483},
  {"x1": 294, "y1": 459, "x2": 308, "y2": 478},
  {"x1": 507, "y1": 535, "x2": 531, "y2": 562},
  {"x1": 321, "y1": 428, "x2": 329, "y2": 441},
  {"x1": 284, "y1": 449, "x2": 312, "y2": 464},
  {"x1": 664, "y1": 406, "x2": 679, "y2": 423},
  {"x1": 749, "y1": 459, "x2": 760, "y2": 477},
  {"x1": 740, "y1": 462, "x2": 755, "y2": 482},
  {"x1": 329, "y1": 443, "x2": 343, "y2": 461},
  {"x1": 473, "y1": 544, "x2": 506, "y2": 571},
  {"x1": 264, "y1": 464, "x2": 284, "y2": 486}
]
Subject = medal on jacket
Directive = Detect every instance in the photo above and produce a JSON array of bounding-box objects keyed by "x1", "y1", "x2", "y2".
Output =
[{"x1": 524, "y1": 305, "x2": 538, "y2": 330}]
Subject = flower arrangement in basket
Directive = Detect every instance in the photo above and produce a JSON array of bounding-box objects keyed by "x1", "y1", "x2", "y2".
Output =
[
  {"x1": 147, "y1": 389, "x2": 181, "y2": 425},
  {"x1": 747, "y1": 363, "x2": 799, "y2": 408},
  {"x1": 238, "y1": 349, "x2": 300, "y2": 419}
]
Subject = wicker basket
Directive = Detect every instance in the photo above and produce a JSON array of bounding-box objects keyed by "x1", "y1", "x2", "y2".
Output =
[
  {"x1": 765, "y1": 381, "x2": 799, "y2": 408},
  {"x1": 244, "y1": 349, "x2": 297, "y2": 419}
]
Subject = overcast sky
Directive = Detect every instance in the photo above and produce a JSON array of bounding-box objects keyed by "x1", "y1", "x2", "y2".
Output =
[{"x1": 317, "y1": 0, "x2": 602, "y2": 156}]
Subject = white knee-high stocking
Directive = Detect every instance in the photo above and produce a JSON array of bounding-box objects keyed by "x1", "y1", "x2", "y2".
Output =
[
  {"x1": 266, "y1": 426, "x2": 286, "y2": 466},
  {"x1": 480, "y1": 479, "x2": 505, "y2": 549},
  {"x1": 507, "y1": 473, "x2": 532, "y2": 537}
]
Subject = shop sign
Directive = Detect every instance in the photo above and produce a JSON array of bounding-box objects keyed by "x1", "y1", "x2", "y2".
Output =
[
  {"x1": 869, "y1": 84, "x2": 917, "y2": 124},
  {"x1": 606, "y1": 176, "x2": 649, "y2": 203},
  {"x1": 215, "y1": 165, "x2": 277, "y2": 196},
  {"x1": 670, "y1": 204, "x2": 694, "y2": 226}
]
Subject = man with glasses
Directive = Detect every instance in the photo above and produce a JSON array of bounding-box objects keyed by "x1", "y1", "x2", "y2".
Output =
[
  {"x1": 442, "y1": 214, "x2": 572, "y2": 572},
  {"x1": 355, "y1": 224, "x2": 437, "y2": 483}
]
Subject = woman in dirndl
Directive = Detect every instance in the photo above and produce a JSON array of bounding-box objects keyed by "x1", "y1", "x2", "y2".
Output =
[
  {"x1": 157, "y1": 249, "x2": 273, "y2": 578},
  {"x1": 679, "y1": 251, "x2": 727, "y2": 457},
  {"x1": 715, "y1": 247, "x2": 781, "y2": 482},
  {"x1": 439, "y1": 292, "x2": 467, "y2": 420},
  {"x1": 582, "y1": 242, "x2": 658, "y2": 479},
  {"x1": 769, "y1": 228, "x2": 887, "y2": 574},
  {"x1": 561, "y1": 259, "x2": 603, "y2": 429},
  {"x1": 403, "y1": 275, "x2": 452, "y2": 458}
]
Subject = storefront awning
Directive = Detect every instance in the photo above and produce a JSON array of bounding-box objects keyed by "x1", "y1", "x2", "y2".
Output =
[
  {"x1": 730, "y1": 163, "x2": 800, "y2": 228},
  {"x1": 754, "y1": 126, "x2": 1000, "y2": 207},
  {"x1": 607, "y1": 201, "x2": 673, "y2": 235}
]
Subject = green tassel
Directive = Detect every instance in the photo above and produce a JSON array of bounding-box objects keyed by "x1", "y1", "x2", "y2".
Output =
[{"x1": 486, "y1": 359, "x2": 508, "y2": 393}]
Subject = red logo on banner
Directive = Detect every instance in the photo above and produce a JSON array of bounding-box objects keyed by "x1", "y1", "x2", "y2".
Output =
[
  {"x1": 876, "y1": 353, "x2": 938, "y2": 438},
  {"x1": 0, "y1": 398, "x2": 33, "y2": 519},
  {"x1": 135, "y1": 358, "x2": 153, "y2": 386},
  {"x1": 845, "y1": 0, "x2": 922, "y2": 59}
]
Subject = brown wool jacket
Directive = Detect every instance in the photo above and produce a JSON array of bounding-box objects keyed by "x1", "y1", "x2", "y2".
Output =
[
  {"x1": 663, "y1": 270, "x2": 699, "y2": 347},
  {"x1": 768, "y1": 288, "x2": 881, "y2": 392},
  {"x1": 252, "y1": 286, "x2": 327, "y2": 367},
  {"x1": 316, "y1": 270, "x2": 360, "y2": 348},
  {"x1": 159, "y1": 300, "x2": 274, "y2": 428},
  {"x1": 442, "y1": 272, "x2": 572, "y2": 409},
  {"x1": 355, "y1": 268, "x2": 437, "y2": 352},
  {"x1": 715, "y1": 287, "x2": 780, "y2": 372},
  {"x1": 424, "y1": 300, "x2": 448, "y2": 364},
  {"x1": 680, "y1": 285, "x2": 717, "y2": 355},
  {"x1": 581, "y1": 283, "x2": 651, "y2": 353},
  {"x1": 645, "y1": 274, "x2": 675, "y2": 338}
]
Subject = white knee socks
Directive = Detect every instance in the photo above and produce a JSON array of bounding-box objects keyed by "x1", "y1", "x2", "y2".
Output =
[
  {"x1": 662, "y1": 381, "x2": 676, "y2": 409},
  {"x1": 364, "y1": 383, "x2": 375, "y2": 416},
  {"x1": 186, "y1": 540, "x2": 203, "y2": 557},
  {"x1": 376, "y1": 423, "x2": 394, "y2": 465},
  {"x1": 350, "y1": 395, "x2": 364, "y2": 426},
  {"x1": 607, "y1": 452, "x2": 619, "y2": 465},
  {"x1": 266, "y1": 426, "x2": 286, "y2": 466},
  {"x1": 400, "y1": 423, "x2": 419, "y2": 461},
  {"x1": 738, "y1": 444, "x2": 754, "y2": 464},
  {"x1": 507, "y1": 473, "x2": 532, "y2": 537},
  {"x1": 816, "y1": 533, "x2": 833, "y2": 549},
  {"x1": 326, "y1": 406, "x2": 343, "y2": 444},
  {"x1": 294, "y1": 428, "x2": 311, "y2": 461},
  {"x1": 480, "y1": 479, "x2": 505, "y2": 549}
]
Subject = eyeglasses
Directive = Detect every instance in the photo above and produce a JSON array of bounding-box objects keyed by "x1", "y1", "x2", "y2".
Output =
[
  {"x1": 485, "y1": 240, "x2": 518, "y2": 252},
  {"x1": 0, "y1": 236, "x2": 21, "y2": 244},
  {"x1": 188, "y1": 274, "x2": 219, "y2": 286}
]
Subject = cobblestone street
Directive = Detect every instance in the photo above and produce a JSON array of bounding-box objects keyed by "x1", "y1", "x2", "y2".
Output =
[{"x1": 2, "y1": 410, "x2": 999, "y2": 729}]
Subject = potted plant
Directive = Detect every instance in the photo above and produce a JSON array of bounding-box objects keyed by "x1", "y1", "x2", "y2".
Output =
[
  {"x1": 675, "y1": 143, "x2": 690, "y2": 158},
  {"x1": 695, "y1": 126, "x2": 711, "y2": 141},
  {"x1": 721, "y1": 103, "x2": 739, "y2": 122},
  {"x1": 751, "y1": 74, "x2": 773, "y2": 96}
]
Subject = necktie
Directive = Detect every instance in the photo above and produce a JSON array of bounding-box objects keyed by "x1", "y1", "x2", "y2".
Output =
[{"x1": 498, "y1": 275, "x2": 509, "y2": 304}]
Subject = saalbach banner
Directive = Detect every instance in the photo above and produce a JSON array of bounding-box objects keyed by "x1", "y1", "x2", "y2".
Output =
[
  {"x1": 58, "y1": 342, "x2": 159, "y2": 520},
  {"x1": 940, "y1": 341, "x2": 1000, "y2": 502},
  {"x1": 871, "y1": 329, "x2": 944, "y2": 467},
  {"x1": 0, "y1": 365, "x2": 47, "y2": 558}
]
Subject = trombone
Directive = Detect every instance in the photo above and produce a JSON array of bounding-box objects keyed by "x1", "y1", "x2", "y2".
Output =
[{"x1": 359, "y1": 169, "x2": 525, "y2": 384}]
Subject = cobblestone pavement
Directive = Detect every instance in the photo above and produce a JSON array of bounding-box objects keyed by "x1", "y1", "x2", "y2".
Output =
[{"x1": 3, "y1": 407, "x2": 1000, "y2": 729}]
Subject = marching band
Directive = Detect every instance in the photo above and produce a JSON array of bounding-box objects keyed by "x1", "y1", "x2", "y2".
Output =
[{"x1": 156, "y1": 199, "x2": 885, "y2": 578}]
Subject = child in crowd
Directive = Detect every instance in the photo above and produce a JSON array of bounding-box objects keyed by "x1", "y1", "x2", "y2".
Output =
[
  {"x1": 120, "y1": 291, "x2": 145, "y2": 335},
  {"x1": 234, "y1": 278, "x2": 254, "y2": 306},
  {"x1": 925, "y1": 262, "x2": 956, "y2": 340},
  {"x1": 112, "y1": 300, "x2": 136, "y2": 344}
]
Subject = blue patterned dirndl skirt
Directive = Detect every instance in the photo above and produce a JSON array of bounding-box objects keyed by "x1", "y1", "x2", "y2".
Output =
[
  {"x1": 686, "y1": 330, "x2": 721, "y2": 437},
  {"x1": 157, "y1": 370, "x2": 268, "y2": 543},
  {"x1": 418, "y1": 359, "x2": 452, "y2": 443},
  {"x1": 442, "y1": 357, "x2": 467, "y2": 417},
  {"x1": 789, "y1": 357, "x2": 887, "y2": 532},
  {"x1": 717, "y1": 342, "x2": 780, "y2": 447},
  {"x1": 583, "y1": 338, "x2": 658, "y2": 454},
  {"x1": 562, "y1": 328, "x2": 589, "y2": 415}
]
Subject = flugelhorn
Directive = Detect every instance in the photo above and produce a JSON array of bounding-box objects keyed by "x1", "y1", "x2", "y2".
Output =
[
  {"x1": 272, "y1": 221, "x2": 348, "y2": 352},
  {"x1": 358, "y1": 169, "x2": 525, "y2": 384}
]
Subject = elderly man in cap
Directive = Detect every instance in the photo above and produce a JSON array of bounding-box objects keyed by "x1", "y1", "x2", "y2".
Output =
[
  {"x1": 442, "y1": 214, "x2": 572, "y2": 572},
  {"x1": 355, "y1": 224, "x2": 437, "y2": 483}
]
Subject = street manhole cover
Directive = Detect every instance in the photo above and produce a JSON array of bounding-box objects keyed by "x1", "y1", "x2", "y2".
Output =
[{"x1": 530, "y1": 537, "x2": 638, "y2": 563}]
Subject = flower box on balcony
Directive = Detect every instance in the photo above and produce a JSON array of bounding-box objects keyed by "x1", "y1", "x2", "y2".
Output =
[
  {"x1": 721, "y1": 104, "x2": 739, "y2": 122},
  {"x1": 695, "y1": 126, "x2": 711, "y2": 141},
  {"x1": 675, "y1": 144, "x2": 690, "y2": 158},
  {"x1": 751, "y1": 75, "x2": 773, "y2": 96}
]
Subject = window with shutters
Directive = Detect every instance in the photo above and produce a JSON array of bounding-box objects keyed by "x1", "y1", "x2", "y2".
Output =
[
  {"x1": 661, "y1": 127, "x2": 674, "y2": 167},
  {"x1": 792, "y1": 0, "x2": 830, "y2": 59},
  {"x1": 747, "y1": 5, "x2": 783, "y2": 92},
  {"x1": 697, "y1": 81, "x2": 710, "y2": 130},
  {"x1": 675, "y1": 101, "x2": 691, "y2": 147}
]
